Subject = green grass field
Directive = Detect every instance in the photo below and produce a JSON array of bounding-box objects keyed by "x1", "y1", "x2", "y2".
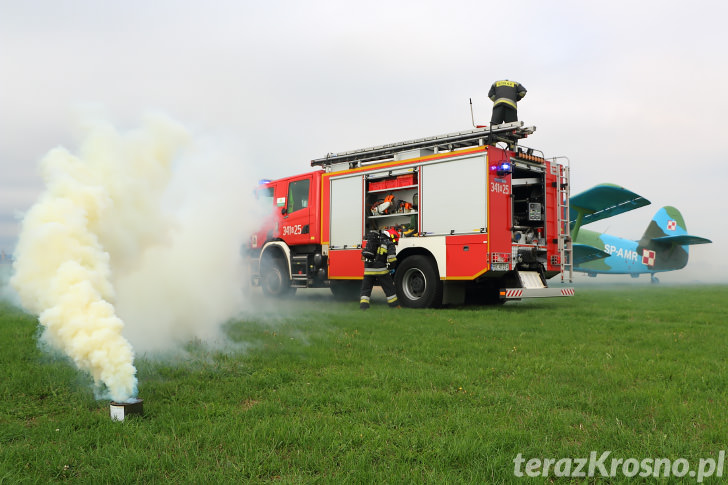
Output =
[{"x1": 1, "y1": 285, "x2": 727, "y2": 483}]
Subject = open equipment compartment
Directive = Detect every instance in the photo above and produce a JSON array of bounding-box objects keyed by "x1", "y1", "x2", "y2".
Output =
[{"x1": 365, "y1": 167, "x2": 419, "y2": 235}]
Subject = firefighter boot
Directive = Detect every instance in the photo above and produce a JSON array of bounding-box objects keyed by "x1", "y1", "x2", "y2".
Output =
[{"x1": 360, "y1": 295, "x2": 370, "y2": 311}]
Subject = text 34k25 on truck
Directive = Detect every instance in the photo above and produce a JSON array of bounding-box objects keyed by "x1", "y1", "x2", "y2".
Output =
[{"x1": 246, "y1": 121, "x2": 575, "y2": 308}]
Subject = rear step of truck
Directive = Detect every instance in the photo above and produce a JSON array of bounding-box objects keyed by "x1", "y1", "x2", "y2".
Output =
[{"x1": 500, "y1": 271, "x2": 575, "y2": 300}]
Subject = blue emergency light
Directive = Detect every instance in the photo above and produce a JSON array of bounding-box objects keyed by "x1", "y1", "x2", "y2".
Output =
[{"x1": 494, "y1": 161, "x2": 512, "y2": 176}]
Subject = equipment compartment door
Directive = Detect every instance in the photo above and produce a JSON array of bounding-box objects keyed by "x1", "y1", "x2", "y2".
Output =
[
  {"x1": 420, "y1": 153, "x2": 487, "y2": 235},
  {"x1": 329, "y1": 174, "x2": 364, "y2": 249}
]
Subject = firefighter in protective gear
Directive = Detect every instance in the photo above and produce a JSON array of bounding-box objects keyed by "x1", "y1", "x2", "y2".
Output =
[
  {"x1": 488, "y1": 79, "x2": 527, "y2": 125},
  {"x1": 359, "y1": 229, "x2": 399, "y2": 310}
]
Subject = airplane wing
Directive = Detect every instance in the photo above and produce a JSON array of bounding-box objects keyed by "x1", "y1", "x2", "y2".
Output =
[
  {"x1": 570, "y1": 184, "x2": 651, "y2": 228},
  {"x1": 650, "y1": 235, "x2": 712, "y2": 246},
  {"x1": 572, "y1": 243, "x2": 610, "y2": 265}
]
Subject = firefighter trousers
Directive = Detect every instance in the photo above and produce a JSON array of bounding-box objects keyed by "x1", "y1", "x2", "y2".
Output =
[
  {"x1": 359, "y1": 273, "x2": 398, "y2": 309},
  {"x1": 490, "y1": 104, "x2": 518, "y2": 124}
]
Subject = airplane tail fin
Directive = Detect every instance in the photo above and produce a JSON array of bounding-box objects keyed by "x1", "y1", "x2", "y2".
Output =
[
  {"x1": 640, "y1": 206, "x2": 687, "y2": 240},
  {"x1": 638, "y1": 206, "x2": 711, "y2": 271}
]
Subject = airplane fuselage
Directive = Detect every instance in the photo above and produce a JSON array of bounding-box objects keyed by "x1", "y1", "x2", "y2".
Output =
[
  {"x1": 575, "y1": 228, "x2": 660, "y2": 276},
  {"x1": 568, "y1": 185, "x2": 708, "y2": 279}
]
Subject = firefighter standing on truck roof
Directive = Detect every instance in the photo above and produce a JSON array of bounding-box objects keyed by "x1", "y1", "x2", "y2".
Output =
[
  {"x1": 488, "y1": 79, "x2": 527, "y2": 125},
  {"x1": 360, "y1": 229, "x2": 399, "y2": 310}
]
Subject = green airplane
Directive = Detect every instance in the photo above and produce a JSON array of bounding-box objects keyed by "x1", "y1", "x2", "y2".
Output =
[{"x1": 570, "y1": 184, "x2": 712, "y2": 283}]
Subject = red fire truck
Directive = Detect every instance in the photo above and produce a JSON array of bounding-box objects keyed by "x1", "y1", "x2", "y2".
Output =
[{"x1": 247, "y1": 122, "x2": 574, "y2": 307}]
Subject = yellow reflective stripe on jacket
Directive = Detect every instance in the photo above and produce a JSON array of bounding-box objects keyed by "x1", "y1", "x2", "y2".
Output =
[
  {"x1": 494, "y1": 97, "x2": 517, "y2": 109},
  {"x1": 495, "y1": 80, "x2": 517, "y2": 88},
  {"x1": 364, "y1": 268, "x2": 389, "y2": 276}
]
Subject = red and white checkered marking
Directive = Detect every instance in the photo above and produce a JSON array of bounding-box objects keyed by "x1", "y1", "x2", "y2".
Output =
[
  {"x1": 561, "y1": 288, "x2": 575, "y2": 296},
  {"x1": 642, "y1": 249, "x2": 656, "y2": 267},
  {"x1": 667, "y1": 220, "x2": 677, "y2": 231}
]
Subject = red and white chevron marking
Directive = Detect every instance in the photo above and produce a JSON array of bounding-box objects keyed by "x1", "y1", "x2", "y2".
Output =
[
  {"x1": 504, "y1": 289, "x2": 523, "y2": 298},
  {"x1": 561, "y1": 288, "x2": 575, "y2": 296}
]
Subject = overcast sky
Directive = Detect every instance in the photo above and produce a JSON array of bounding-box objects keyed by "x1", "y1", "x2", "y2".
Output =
[{"x1": 1, "y1": 0, "x2": 726, "y2": 282}]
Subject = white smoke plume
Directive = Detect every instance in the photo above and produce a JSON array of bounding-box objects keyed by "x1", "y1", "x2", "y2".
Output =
[{"x1": 11, "y1": 114, "x2": 260, "y2": 402}]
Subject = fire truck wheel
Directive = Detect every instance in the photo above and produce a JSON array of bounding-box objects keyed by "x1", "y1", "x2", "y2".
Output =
[
  {"x1": 261, "y1": 257, "x2": 296, "y2": 298},
  {"x1": 395, "y1": 255, "x2": 442, "y2": 308},
  {"x1": 329, "y1": 280, "x2": 360, "y2": 301}
]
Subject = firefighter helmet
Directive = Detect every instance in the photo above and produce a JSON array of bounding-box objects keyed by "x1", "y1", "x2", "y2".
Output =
[{"x1": 383, "y1": 228, "x2": 400, "y2": 243}]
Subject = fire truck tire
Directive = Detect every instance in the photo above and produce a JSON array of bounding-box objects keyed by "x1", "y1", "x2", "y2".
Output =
[
  {"x1": 395, "y1": 255, "x2": 442, "y2": 308},
  {"x1": 329, "y1": 280, "x2": 360, "y2": 301},
  {"x1": 260, "y1": 256, "x2": 296, "y2": 298}
]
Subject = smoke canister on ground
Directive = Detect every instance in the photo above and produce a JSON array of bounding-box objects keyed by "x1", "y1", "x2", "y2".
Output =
[{"x1": 109, "y1": 398, "x2": 144, "y2": 421}]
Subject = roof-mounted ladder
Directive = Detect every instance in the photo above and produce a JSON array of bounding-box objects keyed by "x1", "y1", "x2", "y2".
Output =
[{"x1": 311, "y1": 121, "x2": 536, "y2": 170}]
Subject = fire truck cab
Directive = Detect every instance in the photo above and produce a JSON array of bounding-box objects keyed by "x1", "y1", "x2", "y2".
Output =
[{"x1": 248, "y1": 122, "x2": 574, "y2": 307}]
